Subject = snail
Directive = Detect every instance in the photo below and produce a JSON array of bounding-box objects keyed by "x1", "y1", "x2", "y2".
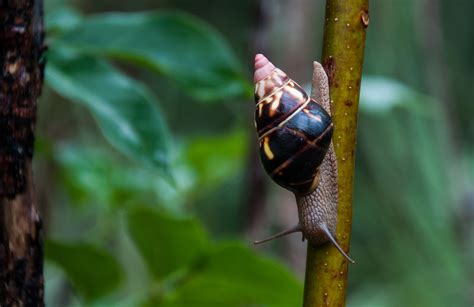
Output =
[{"x1": 253, "y1": 54, "x2": 354, "y2": 263}]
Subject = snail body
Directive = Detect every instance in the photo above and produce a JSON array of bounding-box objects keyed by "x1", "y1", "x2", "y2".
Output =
[{"x1": 253, "y1": 54, "x2": 354, "y2": 263}]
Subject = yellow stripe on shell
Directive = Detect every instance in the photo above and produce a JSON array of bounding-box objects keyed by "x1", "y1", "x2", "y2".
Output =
[
  {"x1": 285, "y1": 83, "x2": 306, "y2": 103},
  {"x1": 255, "y1": 68, "x2": 289, "y2": 104},
  {"x1": 256, "y1": 78, "x2": 291, "y2": 105},
  {"x1": 262, "y1": 137, "x2": 274, "y2": 160},
  {"x1": 258, "y1": 101, "x2": 264, "y2": 117},
  {"x1": 256, "y1": 81, "x2": 265, "y2": 99},
  {"x1": 268, "y1": 91, "x2": 283, "y2": 117}
]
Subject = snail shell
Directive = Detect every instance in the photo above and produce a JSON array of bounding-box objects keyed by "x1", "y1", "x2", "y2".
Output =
[{"x1": 254, "y1": 55, "x2": 333, "y2": 195}]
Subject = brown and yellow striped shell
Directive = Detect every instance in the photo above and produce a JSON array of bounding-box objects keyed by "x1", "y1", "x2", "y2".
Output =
[{"x1": 255, "y1": 68, "x2": 333, "y2": 195}]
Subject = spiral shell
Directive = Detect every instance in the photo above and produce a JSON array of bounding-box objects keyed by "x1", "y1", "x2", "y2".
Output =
[{"x1": 254, "y1": 55, "x2": 333, "y2": 195}]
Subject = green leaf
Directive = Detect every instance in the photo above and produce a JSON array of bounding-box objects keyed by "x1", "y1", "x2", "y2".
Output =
[
  {"x1": 185, "y1": 128, "x2": 248, "y2": 187},
  {"x1": 45, "y1": 7, "x2": 83, "y2": 34},
  {"x1": 45, "y1": 240, "x2": 124, "y2": 302},
  {"x1": 55, "y1": 145, "x2": 178, "y2": 210},
  {"x1": 165, "y1": 243, "x2": 303, "y2": 307},
  {"x1": 127, "y1": 207, "x2": 208, "y2": 280},
  {"x1": 360, "y1": 76, "x2": 435, "y2": 116},
  {"x1": 53, "y1": 11, "x2": 252, "y2": 101},
  {"x1": 45, "y1": 50, "x2": 172, "y2": 178}
]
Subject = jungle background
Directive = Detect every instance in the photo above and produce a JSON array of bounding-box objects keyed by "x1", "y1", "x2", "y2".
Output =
[{"x1": 38, "y1": 0, "x2": 473, "y2": 306}]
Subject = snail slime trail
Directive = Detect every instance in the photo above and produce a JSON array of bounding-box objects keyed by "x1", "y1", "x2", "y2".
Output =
[{"x1": 253, "y1": 54, "x2": 354, "y2": 264}]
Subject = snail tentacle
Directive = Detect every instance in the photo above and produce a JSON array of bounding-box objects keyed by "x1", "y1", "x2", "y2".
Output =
[{"x1": 253, "y1": 224, "x2": 302, "y2": 245}]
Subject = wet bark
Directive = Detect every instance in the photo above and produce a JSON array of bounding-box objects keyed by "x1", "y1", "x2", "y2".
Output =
[{"x1": 0, "y1": 0, "x2": 45, "y2": 305}]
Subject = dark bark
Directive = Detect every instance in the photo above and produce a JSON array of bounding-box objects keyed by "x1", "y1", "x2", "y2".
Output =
[{"x1": 0, "y1": 0, "x2": 45, "y2": 305}]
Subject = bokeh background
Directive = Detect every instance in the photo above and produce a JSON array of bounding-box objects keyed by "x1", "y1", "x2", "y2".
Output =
[{"x1": 37, "y1": 0, "x2": 473, "y2": 306}]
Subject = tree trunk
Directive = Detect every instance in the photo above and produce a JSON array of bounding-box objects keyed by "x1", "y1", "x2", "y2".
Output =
[{"x1": 0, "y1": 0, "x2": 45, "y2": 305}]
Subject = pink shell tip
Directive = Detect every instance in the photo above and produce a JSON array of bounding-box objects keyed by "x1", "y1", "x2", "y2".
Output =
[{"x1": 254, "y1": 54, "x2": 275, "y2": 83}]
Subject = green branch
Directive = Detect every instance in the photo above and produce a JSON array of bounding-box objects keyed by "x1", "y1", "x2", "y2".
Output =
[{"x1": 303, "y1": 1, "x2": 368, "y2": 306}]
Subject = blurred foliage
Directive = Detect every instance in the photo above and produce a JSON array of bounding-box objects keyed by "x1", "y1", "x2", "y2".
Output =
[
  {"x1": 47, "y1": 51, "x2": 172, "y2": 178},
  {"x1": 38, "y1": 1, "x2": 473, "y2": 307},
  {"x1": 51, "y1": 10, "x2": 252, "y2": 102},
  {"x1": 349, "y1": 77, "x2": 469, "y2": 307},
  {"x1": 127, "y1": 208, "x2": 208, "y2": 280},
  {"x1": 157, "y1": 243, "x2": 302, "y2": 307},
  {"x1": 45, "y1": 240, "x2": 124, "y2": 302},
  {"x1": 42, "y1": 4, "x2": 298, "y2": 307},
  {"x1": 55, "y1": 145, "x2": 177, "y2": 210},
  {"x1": 185, "y1": 128, "x2": 248, "y2": 190},
  {"x1": 365, "y1": 1, "x2": 474, "y2": 142}
]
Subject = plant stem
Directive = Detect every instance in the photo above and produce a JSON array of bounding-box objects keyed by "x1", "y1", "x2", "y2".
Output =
[{"x1": 303, "y1": 1, "x2": 368, "y2": 306}]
